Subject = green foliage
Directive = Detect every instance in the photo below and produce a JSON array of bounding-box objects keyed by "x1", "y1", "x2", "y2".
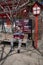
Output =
[
  {"x1": 28, "y1": 0, "x2": 34, "y2": 6},
  {"x1": 38, "y1": 0, "x2": 42, "y2": 2},
  {"x1": 30, "y1": 0, "x2": 34, "y2": 3},
  {"x1": 28, "y1": 0, "x2": 43, "y2": 6},
  {"x1": 30, "y1": 0, "x2": 42, "y2": 3}
]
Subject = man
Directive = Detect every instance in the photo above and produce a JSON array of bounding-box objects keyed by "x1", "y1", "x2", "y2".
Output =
[{"x1": 10, "y1": 26, "x2": 24, "y2": 53}]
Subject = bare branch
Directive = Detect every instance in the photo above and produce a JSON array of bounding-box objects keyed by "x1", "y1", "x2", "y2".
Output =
[
  {"x1": 0, "y1": 5, "x2": 11, "y2": 20},
  {"x1": 0, "y1": 0, "x2": 30, "y2": 19},
  {"x1": 0, "y1": 0, "x2": 29, "y2": 12}
]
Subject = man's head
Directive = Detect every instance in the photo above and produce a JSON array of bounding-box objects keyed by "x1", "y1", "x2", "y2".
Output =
[{"x1": 16, "y1": 26, "x2": 21, "y2": 31}]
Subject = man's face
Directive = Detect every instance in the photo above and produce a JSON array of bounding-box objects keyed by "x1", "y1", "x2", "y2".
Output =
[
  {"x1": 18, "y1": 27, "x2": 20, "y2": 30},
  {"x1": 16, "y1": 26, "x2": 20, "y2": 31}
]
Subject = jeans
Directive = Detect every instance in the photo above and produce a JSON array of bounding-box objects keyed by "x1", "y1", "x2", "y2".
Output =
[{"x1": 10, "y1": 38, "x2": 22, "y2": 50}]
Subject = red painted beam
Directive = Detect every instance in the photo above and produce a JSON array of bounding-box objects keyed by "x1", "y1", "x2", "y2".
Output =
[{"x1": 34, "y1": 15, "x2": 38, "y2": 49}]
